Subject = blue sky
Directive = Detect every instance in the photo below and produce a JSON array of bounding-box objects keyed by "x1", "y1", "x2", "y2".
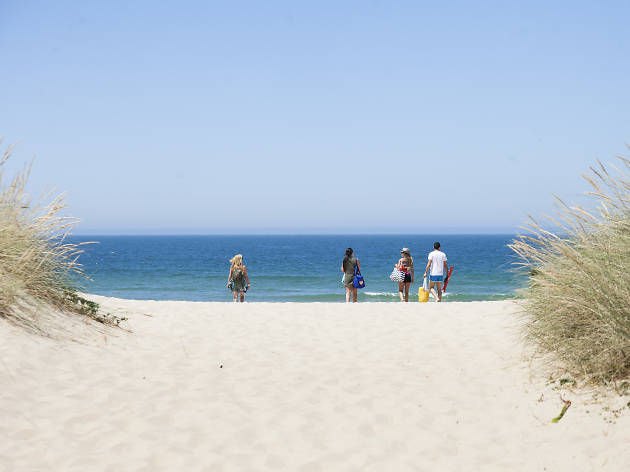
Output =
[{"x1": 1, "y1": 0, "x2": 629, "y2": 234}]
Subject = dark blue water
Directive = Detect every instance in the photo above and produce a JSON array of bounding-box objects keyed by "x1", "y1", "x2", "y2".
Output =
[{"x1": 71, "y1": 235, "x2": 526, "y2": 302}]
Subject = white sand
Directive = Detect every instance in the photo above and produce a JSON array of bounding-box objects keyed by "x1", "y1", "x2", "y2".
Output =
[{"x1": 1, "y1": 298, "x2": 629, "y2": 471}]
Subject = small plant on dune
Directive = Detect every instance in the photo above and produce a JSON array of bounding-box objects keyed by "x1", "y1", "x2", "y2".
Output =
[
  {"x1": 0, "y1": 139, "x2": 101, "y2": 332},
  {"x1": 510, "y1": 152, "x2": 630, "y2": 383}
]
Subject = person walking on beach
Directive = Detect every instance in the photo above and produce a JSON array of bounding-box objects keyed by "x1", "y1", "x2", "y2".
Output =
[
  {"x1": 341, "y1": 248, "x2": 360, "y2": 303},
  {"x1": 395, "y1": 248, "x2": 414, "y2": 302},
  {"x1": 423, "y1": 242, "x2": 448, "y2": 302},
  {"x1": 227, "y1": 254, "x2": 250, "y2": 302}
]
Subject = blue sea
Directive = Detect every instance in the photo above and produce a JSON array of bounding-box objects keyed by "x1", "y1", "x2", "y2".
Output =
[{"x1": 70, "y1": 235, "x2": 527, "y2": 302}]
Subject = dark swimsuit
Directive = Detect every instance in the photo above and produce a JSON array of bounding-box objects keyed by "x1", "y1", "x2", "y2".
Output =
[{"x1": 401, "y1": 260, "x2": 412, "y2": 283}]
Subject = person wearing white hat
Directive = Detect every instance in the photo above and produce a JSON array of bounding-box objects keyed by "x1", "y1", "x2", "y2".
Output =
[{"x1": 395, "y1": 248, "x2": 414, "y2": 302}]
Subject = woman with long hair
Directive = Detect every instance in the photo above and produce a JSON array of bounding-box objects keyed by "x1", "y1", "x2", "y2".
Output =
[
  {"x1": 227, "y1": 254, "x2": 250, "y2": 302},
  {"x1": 395, "y1": 248, "x2": 414, "y2": 302},
  {"x1": 341, "y1": 247, "x2": 360, "y2": 303}
]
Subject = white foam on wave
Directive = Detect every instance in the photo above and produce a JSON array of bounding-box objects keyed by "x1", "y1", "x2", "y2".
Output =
[{"x1": 364, "y1": 292, "x2": 398, "y2": 297}]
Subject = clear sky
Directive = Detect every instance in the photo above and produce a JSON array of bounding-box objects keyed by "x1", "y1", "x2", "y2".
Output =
[{"x1": 1, "y1": 0, "x2": 629, "y2": 234}]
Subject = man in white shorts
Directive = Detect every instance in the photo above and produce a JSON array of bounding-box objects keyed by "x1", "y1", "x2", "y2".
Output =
[{"x1": 423, "y1": 241, "x2": 448, "y2": 302}]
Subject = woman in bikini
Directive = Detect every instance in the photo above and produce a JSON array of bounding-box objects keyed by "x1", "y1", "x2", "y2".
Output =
[
  {"x1": 395, "y1": 248, "x2": 414, "y2": 302},
  {"x1": 227, "y1": 254, "x2": 250, "y2": 302}
]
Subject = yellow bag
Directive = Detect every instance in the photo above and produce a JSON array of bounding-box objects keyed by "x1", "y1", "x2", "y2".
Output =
[{"x1": 419, "y1": 277, "x2": 430, "y2": 303}]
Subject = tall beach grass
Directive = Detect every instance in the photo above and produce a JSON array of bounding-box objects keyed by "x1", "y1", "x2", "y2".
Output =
[
  {"x1": 0, "y1": 140, "x2": 95, "y2": 333},
  {"x1": 510, "y1": 153, "x2": 630, "y2": 383}
]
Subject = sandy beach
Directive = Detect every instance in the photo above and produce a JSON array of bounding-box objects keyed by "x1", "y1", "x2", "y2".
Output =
[{"x1": 1, "y1": 298, "x2": 629, "y2": 471}]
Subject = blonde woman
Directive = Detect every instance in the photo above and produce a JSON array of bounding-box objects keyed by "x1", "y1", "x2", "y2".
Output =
[
  {"x1": 395, "y1": 248, "x2": 414, "y2": 302},
  {"x1": 227, "y1": 254, "x2": 250, "y2": 302}
]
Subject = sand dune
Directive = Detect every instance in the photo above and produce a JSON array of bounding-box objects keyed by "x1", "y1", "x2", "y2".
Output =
[{"x1": 1, "y1": 298, "x2": 628, "y2": 471}]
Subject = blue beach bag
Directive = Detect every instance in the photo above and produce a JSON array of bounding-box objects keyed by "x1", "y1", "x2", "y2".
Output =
[{"x1": 353, "y1": 264, "x2": 365, "y2": 289}]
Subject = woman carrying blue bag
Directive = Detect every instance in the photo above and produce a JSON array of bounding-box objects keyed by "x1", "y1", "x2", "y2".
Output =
[{"x1": 341, "y1": 247, "x2": 364, "y2": 303}]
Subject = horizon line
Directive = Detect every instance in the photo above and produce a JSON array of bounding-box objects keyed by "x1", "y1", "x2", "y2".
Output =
[{"x1": 70, "y1": 232, "x2": 521, "y2": 237}]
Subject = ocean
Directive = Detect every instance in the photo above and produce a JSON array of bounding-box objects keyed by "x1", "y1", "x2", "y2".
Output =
[{"x1": 70, "y1": 235, "x2": 527, "y2": 302}]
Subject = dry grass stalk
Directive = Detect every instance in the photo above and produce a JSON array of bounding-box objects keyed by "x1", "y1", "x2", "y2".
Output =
[
  {"x1": 510, "y1": 152, "x2": 630, "y2": 383},
  {"x1": 0, "y1": 139, "x2": 98, "y2": 333}
]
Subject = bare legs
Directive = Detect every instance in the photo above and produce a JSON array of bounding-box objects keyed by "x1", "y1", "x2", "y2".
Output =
[
  {"x1": 429, "y1": 281, "x2": 443, "y2": 302},
  {"x1": 398, "y1": 282, "x2": 410, "y2": 302},
  {"x1": 233, "y1": 291, "x2": 245, "y2": 302},
  {"x1": 345, "y1": 286, "x2": 358, "y2": 303}
]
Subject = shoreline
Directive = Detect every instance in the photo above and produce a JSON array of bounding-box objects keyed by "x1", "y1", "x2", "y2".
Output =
[
  {"x1": 2, "y1": 298, "x2": 628, "y2": 471},
  {"x1": 81, "y1": 293, "x2": 523, "y2": 304}
]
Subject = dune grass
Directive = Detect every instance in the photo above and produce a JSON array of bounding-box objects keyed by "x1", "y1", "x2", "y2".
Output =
[
  {"x1": 0, "y1": 140, "x2": 99, "y2": 333},
  {"x1": 510, "y1": 153, "x2": 630, "y2": 383}
]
